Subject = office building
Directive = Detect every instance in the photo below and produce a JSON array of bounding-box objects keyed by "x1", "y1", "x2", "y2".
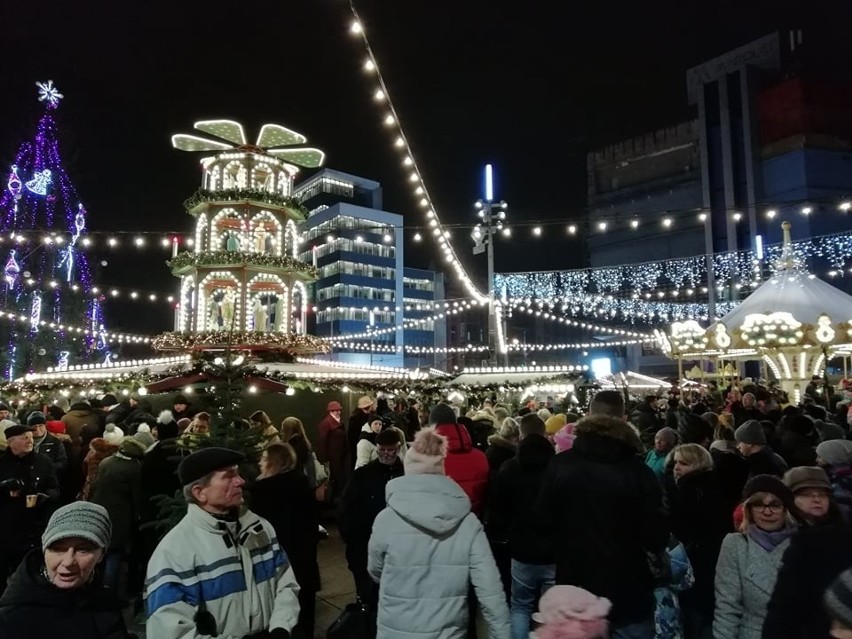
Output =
[{"x1": 295, "y1": 169, "x2": 446, "y2": 368}]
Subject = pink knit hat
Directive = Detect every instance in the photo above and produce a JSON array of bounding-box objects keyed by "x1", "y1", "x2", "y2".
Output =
[
  {"x1": 404, "y1": 427, "x2": 447, "y2": 475},
  {"x1": 553, "y1": 422, "x2": 577, "y2": 453},
  {"x1": 532, "y1": 585, "x2": 611, "y2": 639}
]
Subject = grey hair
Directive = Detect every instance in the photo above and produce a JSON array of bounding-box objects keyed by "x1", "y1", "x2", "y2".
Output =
[{"x1": 182, "y1": 471, "x2": 215, "y2": 505}]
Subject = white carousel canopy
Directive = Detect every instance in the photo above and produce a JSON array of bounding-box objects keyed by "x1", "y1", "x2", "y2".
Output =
[{"x1": 714, "y1": 269, "x2": 852, "y2": 331}]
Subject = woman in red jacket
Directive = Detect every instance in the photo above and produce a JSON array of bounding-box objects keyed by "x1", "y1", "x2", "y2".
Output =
[{"x1": 431, "y1": 403, "x2": 489, "y2": 518}]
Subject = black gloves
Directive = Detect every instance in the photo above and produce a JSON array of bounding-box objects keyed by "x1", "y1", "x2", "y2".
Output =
[
  {"x1": 0, "y1": 478, "x2": 24, "y2": 492},
  {"x1": 268, "y1": 629, "x2": 291, "y2": 639}
]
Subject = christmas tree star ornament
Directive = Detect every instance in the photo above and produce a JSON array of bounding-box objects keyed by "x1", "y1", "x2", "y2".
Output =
[{"x1": 35, "y1": 80, "x2": 64, "y2": 108}]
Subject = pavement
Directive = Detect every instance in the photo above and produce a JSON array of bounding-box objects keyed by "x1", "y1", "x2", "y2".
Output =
[{"x1": 133, "y1": 523, "x2": 356, "y2": 638}]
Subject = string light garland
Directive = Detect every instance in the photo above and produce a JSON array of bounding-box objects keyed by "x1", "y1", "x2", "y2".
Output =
[
  {"x1": 497, "y1": 230, "x2": 852, "y2": 301},
  {"x1": 0, "y1": 308, "x2": 152, "y2": 344},
  {"x1": 505, "y1": 338, "x2": 652, "y2": 351},
  {"x1": 506, "y1": 301, "x2": 653, "y2": 338},
  {"x1": 16, "y1": 274, "x2": 178, "y2": 305},
  {"x1": 345, "y1": 2, "x2": 487, "y2": 303}
]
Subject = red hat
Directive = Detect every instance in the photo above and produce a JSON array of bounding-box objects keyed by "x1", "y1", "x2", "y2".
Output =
[
  {"x1": 46, "y1": 420, "x2": 66, "y2": 435},
  {"x1": 327, "y1": 401, "x2": 342, "y2": 412}
]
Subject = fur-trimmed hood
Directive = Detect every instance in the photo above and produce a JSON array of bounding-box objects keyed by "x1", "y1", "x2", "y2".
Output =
[
  {"x1": 87, "y1": 437, "x2": 120, "y2": 455},
  {"x1": 573, "y1": 414, "x2": 643, "y2": 454}
]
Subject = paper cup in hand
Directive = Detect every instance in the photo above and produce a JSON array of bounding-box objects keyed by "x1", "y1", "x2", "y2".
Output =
[{"x1": 25, "y1": 494, "x2": 37, "y2": 508}]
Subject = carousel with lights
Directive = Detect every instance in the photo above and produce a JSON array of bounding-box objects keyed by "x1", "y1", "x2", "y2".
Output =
[
  {"x1": 153, "y1": 120, "x2": 329, "y2": 356},
  {"x1": 658, "y1": 222, "x2": 852, "y2": 403}
]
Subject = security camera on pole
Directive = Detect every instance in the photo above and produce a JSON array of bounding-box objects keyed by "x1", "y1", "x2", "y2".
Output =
[{"x1": 471, "y1": 164, "x2": 507, "y2": 365}]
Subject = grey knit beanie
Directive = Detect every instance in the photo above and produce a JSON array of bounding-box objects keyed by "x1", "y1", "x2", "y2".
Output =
[
  {"x1": 735, "y1": 419, "x2": 766, "y2": 445},
  {"x1": 42, "y1": 502, "x2": 112, "y2": 552},
  {"x1": 817, "y1": 439, "x2": 852, "y2": 466}
]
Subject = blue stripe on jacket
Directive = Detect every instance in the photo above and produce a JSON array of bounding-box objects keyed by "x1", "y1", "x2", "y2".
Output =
[
  {"x1": 252, "y1": 548, "x2": 287, "y2": 584},
  {"x1": 145, "y1": 556, "x2": 242, "y2": 589},
  {"x1": 146, "y1": 569, "x2": 247, "y2": 616}
]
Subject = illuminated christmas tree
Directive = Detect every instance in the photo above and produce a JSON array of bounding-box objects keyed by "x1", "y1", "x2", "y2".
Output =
[{"x1": 0, "y1": 81, "x2": 104, "y2": 378}]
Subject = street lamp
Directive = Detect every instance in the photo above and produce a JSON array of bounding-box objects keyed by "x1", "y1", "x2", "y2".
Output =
[{"x1": 471, "y1": 164, "x2": 508, "y2": 365}]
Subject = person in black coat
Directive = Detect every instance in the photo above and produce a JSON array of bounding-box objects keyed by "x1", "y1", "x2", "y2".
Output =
[
  {"x1": 762, "y1": 522, "x2": 852, "y2": 639},
  {"x1": 140, "y1": 412, "x2": 184, "y2": 521},
  {"x1": 631, "y1": 395, "x2": 663, "y2": 445},
  {"x1": 490, "y1": 415, "x2": 555, "y2": 638},
  {"x1": 667, "y1": 443, "x2": 732, "y2": 639},
  {"x1": 337, "y1": 429, "x2": 404, "y2": 609},
  {"x1": 534, "y1": 412, "x2": 668, "y2": 633},
  {"x1": 248, "y1": 441, "x2": 320, "y2": 639},
  {"x1": 0, "y1": 425, "x2": 59, "y2": 593}
]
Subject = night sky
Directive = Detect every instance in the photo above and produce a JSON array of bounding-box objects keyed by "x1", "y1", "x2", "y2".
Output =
[{"x1": 0, "y1": 0, "x2": 847, "y2": 335}]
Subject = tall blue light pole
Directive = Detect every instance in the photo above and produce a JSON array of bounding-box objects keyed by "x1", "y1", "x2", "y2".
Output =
[{"x1": 472, "y1": 164, "x2": 507, "y2": 364}]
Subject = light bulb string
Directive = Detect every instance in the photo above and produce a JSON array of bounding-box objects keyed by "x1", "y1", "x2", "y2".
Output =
[{"x1": 347, "y1": 0, "x2": 486, "y2": 302}]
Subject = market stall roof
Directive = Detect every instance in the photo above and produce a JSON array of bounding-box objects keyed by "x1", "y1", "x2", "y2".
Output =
[
  {"x1": 597, "y1": 370, "x2": 672, "y2": 390},
  {"x1": 20, "y1": 355, "x2": 446, "y2": 386},
  {"x1": 449, "y1": 365, "x2": 587, "y2": 387}
]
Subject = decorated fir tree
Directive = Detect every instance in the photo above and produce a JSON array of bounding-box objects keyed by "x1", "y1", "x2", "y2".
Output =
[{"x1": 0, "y1": 81, "x2": 105, "y2": 378}]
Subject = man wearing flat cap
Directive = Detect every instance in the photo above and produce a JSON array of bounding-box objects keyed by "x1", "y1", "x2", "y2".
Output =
[
  {"x1": 144, "y1": 447, "x2": 300, "y2": 639},
  {"x1": 0, "y1": 423, "x2": 59, "y2": 594}
]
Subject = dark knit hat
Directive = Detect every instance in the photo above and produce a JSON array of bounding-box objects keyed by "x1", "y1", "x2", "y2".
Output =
[
  {"x1": 676, "y1": 411, "x2": 713, "y2": 444},
  {"x1": 173, "y1": 394, "x2": 189, "y2": 405},
  {"x1": 735, "y1": 419, "x2": 766, "y2": 445},
  {"x1": 825, "y1": 567, "x2": 852, "y2": 629},
  {"x1": 42, "y1": 502, "x2": 112, "y2": 552},
  {"x1": 155, "y1": 410, "x2": 179, "y2": 440},
  {"x1": 100, "y1": 394, "x2": 118, "y2": 406},
  {"x1": 428, "y1": 402, "x2": 457, "y2": 426},
  {"x1": 178, "y1": 447, "x2": 246, "y2": 486},
  {"x1": 0, "y1": 402, "x2": 9, "y2": 412},
  {"x1": 26, "y1": 411, "x2": 47, "y2": 427},
  {"x1": 742, "y1": 474, "x2": 794, "y2": 509},
  {"x1": 4, "y1": 424, "x2": 34, "y2": 439}
]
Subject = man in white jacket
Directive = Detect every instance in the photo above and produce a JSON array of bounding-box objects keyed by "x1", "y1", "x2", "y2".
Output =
[{"x1": 144, "y1": 447, "x2": 300, "y2": 639}]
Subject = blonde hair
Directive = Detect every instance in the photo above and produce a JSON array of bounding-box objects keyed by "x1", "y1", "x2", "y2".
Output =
[
  {"x1": 740, "y1": 491, "x2": 797, "y2": 532},
  {"x1": 669, "y1": 443, "x2": 714, "y2": 474},
  {"x1": 280, "y1": 416, "x2": 311, "y2": 450},
  {"x1": 717, "y1": 412, "x2": 734, "y2": 429},
  {"x1": 263, "y1": 442, "x2": 297, "y2": 473}
]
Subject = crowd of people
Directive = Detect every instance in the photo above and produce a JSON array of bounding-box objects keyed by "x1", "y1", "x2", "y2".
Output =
[{"x1": 0, "y1": 377, "x2": 852, "y2": 638}]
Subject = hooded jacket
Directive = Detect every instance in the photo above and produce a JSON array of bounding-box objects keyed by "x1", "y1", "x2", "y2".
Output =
[
  {"x1": 0, "y1": 550, "x2": 127, "y2": 639},
  {"x1": 368, "y1": 474, "x2": 510, "y2": 639},
  {"x1": 434, "y1": 422, "x2": 489, "y2": 518},
  {"x1": 144, "y1": 504, "x2": 300, "y2": 639},
  {"x1": 533, "y1": 414, "x2": 668, "y2": 625},
  {"x1": 490, "y1": 433, "x2": 556, "y2": 564}
]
